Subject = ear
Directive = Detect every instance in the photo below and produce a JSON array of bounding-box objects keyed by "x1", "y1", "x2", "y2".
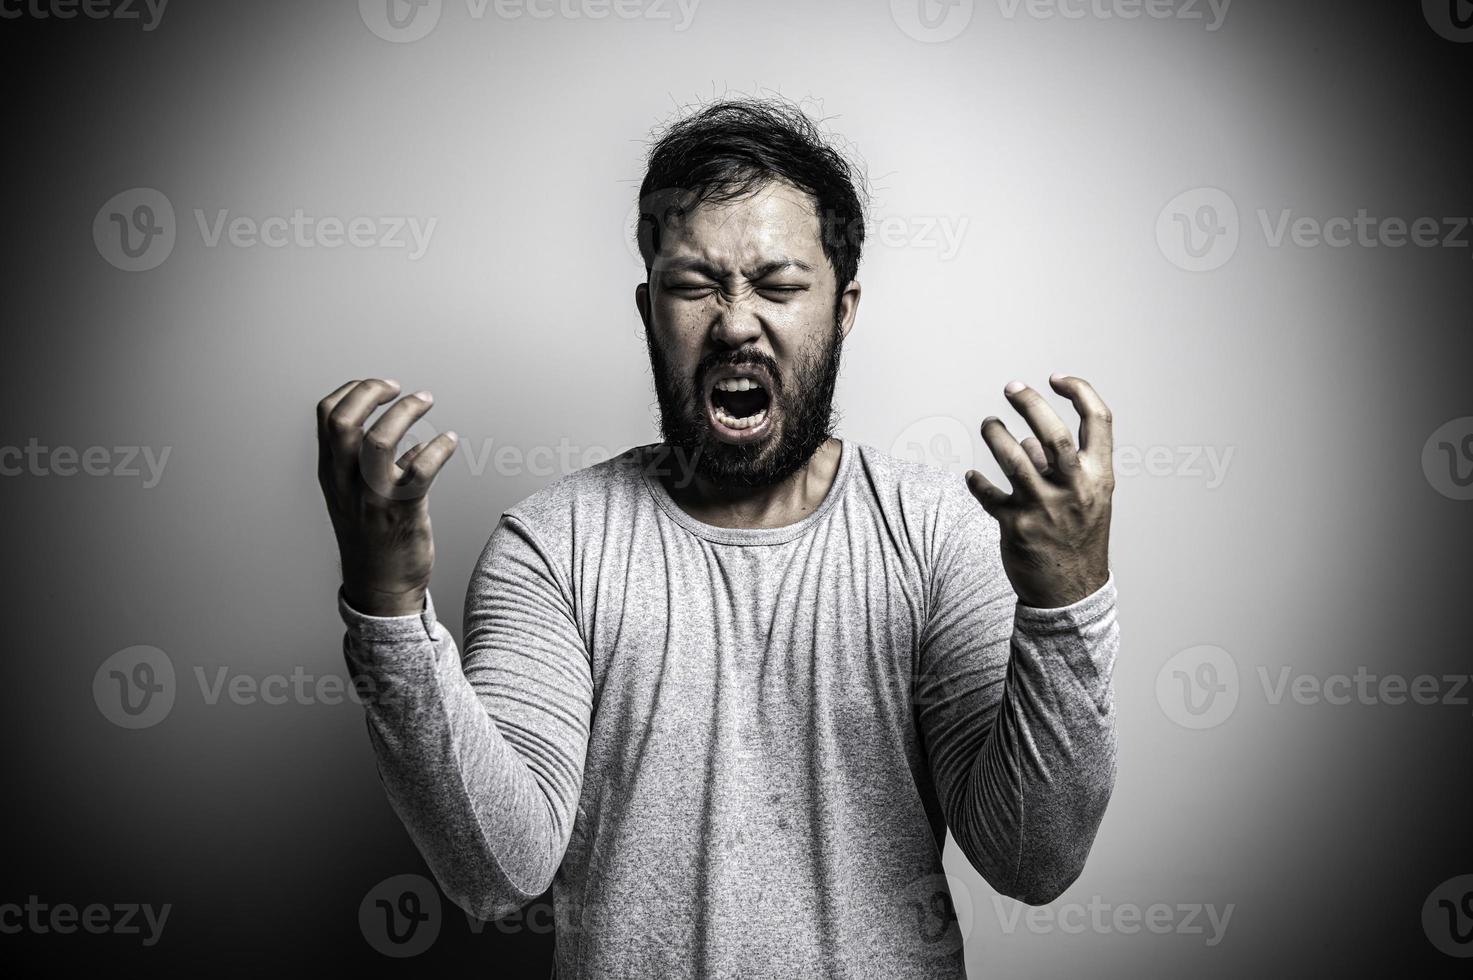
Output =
[
  {"x1": 837, "y1": 279, "x2": 861, "y2": 340},
  {"x1": 635, "y1": 281, "x2": 652, "y2": 331}
]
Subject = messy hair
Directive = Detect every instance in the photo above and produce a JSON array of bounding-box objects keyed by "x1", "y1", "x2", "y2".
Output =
[{"x1": 636, "y1": 97, "x2": 868, "y2": 300}]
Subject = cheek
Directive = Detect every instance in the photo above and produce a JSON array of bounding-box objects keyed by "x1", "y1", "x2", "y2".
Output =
[
  {"x1": 767, "y1": 301, "x2": 834, "y2": 355},
  {"x1": 652, "y1": 294, "x2": 709, "y2": 335},
  {"x1": 648, "y1": 315, "x2": 702, "y2": 377}
]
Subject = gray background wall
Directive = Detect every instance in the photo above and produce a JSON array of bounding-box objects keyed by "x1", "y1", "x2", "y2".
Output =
[{"x1": 2, "y1": 0, "x2": 1469, "y2": 974}]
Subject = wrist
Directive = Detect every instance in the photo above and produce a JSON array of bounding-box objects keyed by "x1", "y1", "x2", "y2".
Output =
[{"x1": 1017, "y1": 569, "x2": 1110, "y2": 610}]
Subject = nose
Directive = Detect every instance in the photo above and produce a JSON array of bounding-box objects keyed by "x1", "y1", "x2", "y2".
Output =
[{"x1": 708, "y1": 297, "x2": 763, "y2": 350}]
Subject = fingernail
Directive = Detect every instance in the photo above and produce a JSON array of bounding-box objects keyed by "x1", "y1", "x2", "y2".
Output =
[
  {"x1": 384, "y1": 378, "x2": 401, "y2": 389},
  {"x1": 1004, "y1": 380, "x2": 1026, "y2": 395},
  {"x1": 446, "y1": 431, "x2": 458, "y2": 442},
  {"x1": 982, "y1": 416, "x2": 999, "y2": 426},
  {"x1": 1050, "y1": 372, "x2": 1068, "y2": 383},
  {"x1": 413, "y1": 390, "x2": 433, "y2": 403}
]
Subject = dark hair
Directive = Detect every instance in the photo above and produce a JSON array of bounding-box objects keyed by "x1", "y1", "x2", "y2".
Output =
[{"x1": 636, "y1": 98, "x2": 867, "y2": 301}]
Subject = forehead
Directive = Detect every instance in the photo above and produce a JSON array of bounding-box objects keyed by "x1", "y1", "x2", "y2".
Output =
[{"x1": 660, "y1": 180, "x2": 826, "y2": 270}]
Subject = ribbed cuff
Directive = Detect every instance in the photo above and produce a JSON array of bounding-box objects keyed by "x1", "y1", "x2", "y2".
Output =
[
  {"x1": 337, "y1": 586, "x2": 441, "y2": 644},
  {"x1": 1012, "y1": 572, "x2": 1117, "y2": 636}
]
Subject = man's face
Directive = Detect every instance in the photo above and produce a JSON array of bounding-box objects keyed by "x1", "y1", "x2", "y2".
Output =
[{"x1": 635, "y1": 179, "x2": 860, "y2": 488}]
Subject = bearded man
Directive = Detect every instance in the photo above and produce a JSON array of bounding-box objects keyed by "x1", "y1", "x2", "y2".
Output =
[{"x1": 316, "y1": 98, "x2": 1120, "y2": 979}]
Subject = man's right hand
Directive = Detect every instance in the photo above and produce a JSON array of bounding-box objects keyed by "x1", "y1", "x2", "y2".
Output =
[{"x1": 316, "y1": 379, "x2": 459, "y2": 617}]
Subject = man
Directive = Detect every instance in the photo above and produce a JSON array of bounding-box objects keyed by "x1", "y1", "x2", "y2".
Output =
[{"x1": 317, "y1": 99, "x2": 1119, "y2": 978}]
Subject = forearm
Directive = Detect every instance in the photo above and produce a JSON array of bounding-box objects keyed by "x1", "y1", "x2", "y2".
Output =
[
  {"x1": 947, "y1": 577, "x2": 1119, "y2": 905},
  {"x1": 340, "y1": 589, "x2": 568, "y2": 920}
]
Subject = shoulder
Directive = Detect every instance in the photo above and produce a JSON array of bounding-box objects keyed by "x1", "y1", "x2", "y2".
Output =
[
  {"x1": 493, "y1": 443, "x2": 660, "y2": 553},
  {"x1": 848, "y1": 442, "x2": 996, "y2": 540}
]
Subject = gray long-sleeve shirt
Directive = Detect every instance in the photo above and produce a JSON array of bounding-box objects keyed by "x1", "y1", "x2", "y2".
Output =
[{"x1": 339, "y1": 440, "x2": 1119, "y2": 978}]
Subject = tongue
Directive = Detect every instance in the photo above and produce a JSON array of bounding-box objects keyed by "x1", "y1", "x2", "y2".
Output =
[{"x1": 714, "y1": 387, "x2": 768, "y2": 418}]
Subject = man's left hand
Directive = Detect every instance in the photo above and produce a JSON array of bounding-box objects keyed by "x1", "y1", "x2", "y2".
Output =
[{"x1": 965, "y1": 374, "x2": 1115, "y2": 609}]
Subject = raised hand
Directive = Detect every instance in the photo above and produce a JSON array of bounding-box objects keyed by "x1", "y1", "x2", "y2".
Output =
[
  {"x1": 316, "y1": 379, "x2": 458, "y2": 616},
  {"x1": 965, "y1": 375, "x2": 1114, "y2": 609}
]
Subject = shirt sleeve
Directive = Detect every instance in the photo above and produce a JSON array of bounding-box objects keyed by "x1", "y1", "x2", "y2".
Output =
[
  {"x1": 339, "y1": 513, "x2": 593, "y2": 920},
  {"x1": 915, "y1": 502, "x2": 1119, "y2": 905}
]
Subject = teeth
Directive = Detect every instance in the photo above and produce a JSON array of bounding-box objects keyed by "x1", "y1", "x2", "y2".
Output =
[
  {"x1": 712, "y1": 406, "x2": 768, "y2": 430},
  {"x1": 714, "y1": 377, "x2": 762, "y2": 392}
]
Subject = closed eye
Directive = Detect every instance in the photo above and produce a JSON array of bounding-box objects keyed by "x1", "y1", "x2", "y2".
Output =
[{"x1": 668, "y1": 284, "x2": 717, "y2": 298}]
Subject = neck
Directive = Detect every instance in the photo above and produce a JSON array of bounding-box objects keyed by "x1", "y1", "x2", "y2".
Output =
[{"x1": 662, "y1": 438, "x2": 843, "y2": 530}]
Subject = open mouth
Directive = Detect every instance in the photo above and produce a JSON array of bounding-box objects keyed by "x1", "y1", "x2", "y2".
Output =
[{"x1": 705, "y1": 369, "x2": 774, "y2": 443}]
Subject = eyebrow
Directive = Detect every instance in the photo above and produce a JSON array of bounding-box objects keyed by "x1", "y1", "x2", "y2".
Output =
[{"x1": 659, "y1": 257, "x2": 816, "y2": 280}]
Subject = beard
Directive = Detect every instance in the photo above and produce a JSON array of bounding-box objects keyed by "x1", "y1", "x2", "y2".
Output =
[{"x1": 644, "y1": 314, "x2": 844, "y2": 490}]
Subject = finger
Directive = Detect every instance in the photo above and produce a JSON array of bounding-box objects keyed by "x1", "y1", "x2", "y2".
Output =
[
  {"x1": 361, "y1": 391, "x2": 435, "y2": 491},
  {"x1": 1003, "y1": 381, "x2": 1079, "y2": 476},
  {"x1": 1048, "y1": 374, "x2": 1114, "y2": 465},
  {"x1": 317, "y1": 379, "x2": 361, "y2": 486},
  {"x1": 964, "y1": 469, "x2": 1009, "y2": 514},
  {"x1": 316, "y1": 380, "x2": 363, "y2": 434},
  {"x1": 397, "y1": 431, "x2": 459, "y2": 497},
  {"x1": 396, "y1": 442, "x2": 428, "y2": 470},
  {"x1": 326, "y1": 379, "x2": 402, "y2": 489},
  {"x1": 1020, "y1": 436, "x2": 1050, "y2": 475},
  {"x1": 979, "y1": 417, "x2": 1044, "y2": 498}
]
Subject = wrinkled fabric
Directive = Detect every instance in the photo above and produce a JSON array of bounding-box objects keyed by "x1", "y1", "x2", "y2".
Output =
[{"x1": 340, "y1": 441, "x2": 1119, "y2": 978}]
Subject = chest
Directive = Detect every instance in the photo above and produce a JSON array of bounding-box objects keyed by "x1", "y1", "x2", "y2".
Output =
[{"x1": 572, "y1": 520, "x2": 927, "y2": 742}]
